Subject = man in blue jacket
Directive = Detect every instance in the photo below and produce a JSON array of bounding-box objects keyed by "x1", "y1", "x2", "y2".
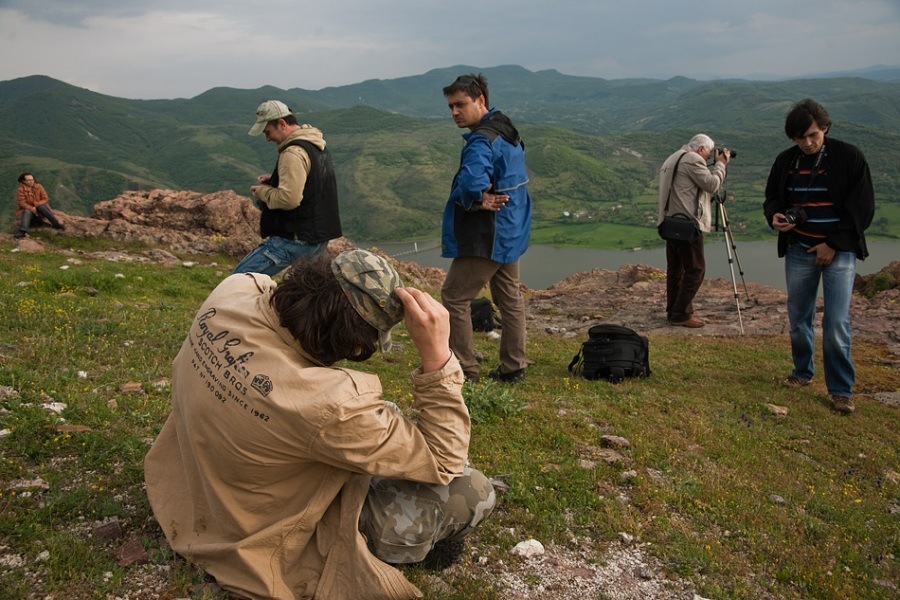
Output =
[{"x1": 440, "y1": 73, "x2": 533, "y2": 383}]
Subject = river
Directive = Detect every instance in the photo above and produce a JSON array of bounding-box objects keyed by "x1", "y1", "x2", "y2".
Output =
[{"x1": 358, "y1": 238, "x2": 899, "y2": 292}]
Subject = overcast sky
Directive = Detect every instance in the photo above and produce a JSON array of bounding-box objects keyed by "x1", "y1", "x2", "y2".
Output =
[{"x1": 1, "y1": 0, "x2": 898, "y2": 100}]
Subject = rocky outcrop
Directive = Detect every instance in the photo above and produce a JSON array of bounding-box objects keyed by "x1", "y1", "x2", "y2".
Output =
[
  {"x1": 51, "y1": 189, "x2": 263, "y2": 259},
  {"x1": 528, "y1": 262, "x2": 900, "y2": 366},
  {"x1": 11, "y1": 189, "x2": 900, "y2": 364}
]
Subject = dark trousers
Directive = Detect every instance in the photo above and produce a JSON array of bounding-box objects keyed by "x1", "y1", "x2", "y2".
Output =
[
  {"x1": 20, "y1": 204, "x2": 62, "y2": 232},
  {"x1": 665, "y1": 233, "x2": 705, "y2": 322}
]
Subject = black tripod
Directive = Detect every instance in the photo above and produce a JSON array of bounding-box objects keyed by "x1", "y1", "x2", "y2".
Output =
[{"x1": 712, "y1": 189, "x2": 752, "y2": 334}]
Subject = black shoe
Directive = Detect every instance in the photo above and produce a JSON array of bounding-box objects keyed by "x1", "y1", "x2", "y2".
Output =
[
  {"x1": 419, "y1": 538, "x2": 465, "y2": 571},
  {"x1": 14, "y1": 231, "x2": 27, "y2": 239},
  {"x1": 463, "y1": 371, "x2": 480, "y2": 383},
  {"x1": 488, "y1": 367, "x2": 525, "y2": 384}
]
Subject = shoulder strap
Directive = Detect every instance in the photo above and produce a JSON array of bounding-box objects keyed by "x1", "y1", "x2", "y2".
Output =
[
  {"x1": 282, "y1": 138, "x2": 320, "y2": 156},
  {"x1": 663, "y1": 151, "x2": 702, "y2": 219},
  {"x1": 567, "y1": 349, "x2": 584, "y2": 374},
  {"x1": 662, "y1": 151, "x2": 687, "y2": 214}
]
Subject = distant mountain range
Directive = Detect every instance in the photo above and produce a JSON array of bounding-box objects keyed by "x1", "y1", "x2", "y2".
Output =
[{"x1": 2, "y1": 65, "x2": 898, "y2": 245}]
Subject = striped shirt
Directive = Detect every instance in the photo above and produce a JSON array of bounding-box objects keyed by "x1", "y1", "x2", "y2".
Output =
[{"x1": 787, "y1": 146, "x2": 840, "y2": 248}]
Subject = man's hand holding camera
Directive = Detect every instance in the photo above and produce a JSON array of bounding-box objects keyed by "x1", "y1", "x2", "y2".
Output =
[
  {"x1": 714, "y1": 147, "x2": 733, "y2": 166},
  {"x1": 773, "y1": 208, "x2": 834, "y2": 266},
  {"x1": 772, "y1": 212, "x2": 795, "y2": 233},
  {"x1": 250, "y1": 174, "x2": 272, "y2": 199},
  {"x1": 773, "y1": 207, "x2": 807, "y2": 232}
]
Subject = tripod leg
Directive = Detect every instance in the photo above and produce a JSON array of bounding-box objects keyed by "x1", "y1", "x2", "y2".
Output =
[
  {"x1": 719, "y1": 203, "x2": 753, "y2": 302},
  {"x1": 725, "y1": 227, "x2": 752, "y2": 302},
  {"x1": 718, "y1": 202, "x2": 744, "y2": 334}
]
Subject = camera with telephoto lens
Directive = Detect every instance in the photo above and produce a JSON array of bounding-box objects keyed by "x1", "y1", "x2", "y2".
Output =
[
  {"x1": 715, "y1": 148, "x2": 737, "y2": 159},
  {"x1": 780, "y1": 207, "x2": 808, "y2": 225}
]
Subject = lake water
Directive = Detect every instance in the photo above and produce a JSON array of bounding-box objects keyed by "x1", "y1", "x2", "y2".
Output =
[{"x1": 358, "y1": 238, "x2": 898, "y2": 292}]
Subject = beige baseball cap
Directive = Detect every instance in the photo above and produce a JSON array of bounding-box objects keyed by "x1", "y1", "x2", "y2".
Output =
[{"x1": 248, "y1": 100, "x2": 292, "y2": 136}]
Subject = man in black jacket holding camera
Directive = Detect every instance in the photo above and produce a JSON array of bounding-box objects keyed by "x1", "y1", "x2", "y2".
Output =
[{"x1": 764, "y1": 99, "x2": 874, "y2": 414}]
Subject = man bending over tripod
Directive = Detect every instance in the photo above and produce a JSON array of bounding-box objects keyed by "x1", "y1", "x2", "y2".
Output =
[{"x1": 658, "y1": 134, "x2": 731, "y2": 327}]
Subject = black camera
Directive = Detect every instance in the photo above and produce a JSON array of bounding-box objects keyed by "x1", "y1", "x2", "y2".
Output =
[
  {"x1": 715, "y1": 148, "x2": 737, "y2": 159},
  {"x1": 780, "y1": 207, "x2": 807, "y2": 225}
]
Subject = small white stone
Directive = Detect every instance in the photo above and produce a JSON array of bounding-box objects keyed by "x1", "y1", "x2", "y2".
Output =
[
  {"x1": 510, "y1": 539, "x2": 545, "y2": 558},
  {"x1": 43, "y1": 402, "x2": 67, "y2": 414}
]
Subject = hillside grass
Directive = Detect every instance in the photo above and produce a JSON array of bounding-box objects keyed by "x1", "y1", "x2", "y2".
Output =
[
  {"x1": 1, "y1": 233, "x2": 898, "y2": 599},
  {"x1": 4, "y1": 73, "x2": 900, "y2": 244}
]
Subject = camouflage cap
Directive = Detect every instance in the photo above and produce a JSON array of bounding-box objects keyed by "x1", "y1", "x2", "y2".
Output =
[{"x1": 331, "y1": 249, "x2": 404, "y2": 352}]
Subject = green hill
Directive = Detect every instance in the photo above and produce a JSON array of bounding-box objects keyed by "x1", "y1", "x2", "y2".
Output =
[{"x1": 2, "y1": 68, "x2": 898, "y2": 245}]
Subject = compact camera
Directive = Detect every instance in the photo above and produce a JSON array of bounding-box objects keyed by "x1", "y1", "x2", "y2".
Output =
[{"x1": 779, "y1": 207, "x2": 808, "y2": 225}]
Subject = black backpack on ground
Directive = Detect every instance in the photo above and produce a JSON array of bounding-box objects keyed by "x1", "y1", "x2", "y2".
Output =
[
  {"x1": 470, "y1": 297, "x2": 501, "y2": 332},
  {"x1": 567, "y1": 324, "x2": 651, "y2": 383}
]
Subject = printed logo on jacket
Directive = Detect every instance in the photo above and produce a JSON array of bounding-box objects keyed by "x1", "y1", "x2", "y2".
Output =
[{"x1": 187, "y1": 307, "x2": 273, "y2": 423}]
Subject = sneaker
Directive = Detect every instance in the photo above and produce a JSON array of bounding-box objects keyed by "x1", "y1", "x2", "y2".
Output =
[
  {"x1": 14, "y1": 231, "x2": 27, "y2": 239},
  {"x1": 784, "y1": 375, "x2": 811, "y2": 388},
  {"x1": 830, "y1": 395, "x2": 855, "y2": 414},
  {"x1": 670, "y1": 316, "x2": 705, "y2": 328},
  {"x1": 488, "y1": 367, "x2": 525, "y2": 384},
  {"x1": 418, "y1": 538, "x2": 465, "y2": 571},
  {"x1": 463, "y1": 371, "x2": 480, "y2": 383}
]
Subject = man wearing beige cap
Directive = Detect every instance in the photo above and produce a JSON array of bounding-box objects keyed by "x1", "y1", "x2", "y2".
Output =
[
  {"x1": 234, "y1": 100, "x2": 343, "y2": 276},
  {"x1": 146, "y1": 249, "x2": 495, "y2": 599}
]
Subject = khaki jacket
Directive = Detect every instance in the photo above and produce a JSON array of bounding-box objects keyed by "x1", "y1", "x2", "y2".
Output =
[
  {"x1": 144, "y1": 274, "x2": 470, "y2": 599},
  {"x1": 657, "y1": 145, "x2": 726, "y2": 233},
  {"x1": 254, "y1": 126, "x2": 326, "y2": 211}
]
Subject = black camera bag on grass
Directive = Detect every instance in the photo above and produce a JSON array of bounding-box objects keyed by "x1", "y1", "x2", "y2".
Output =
[
  {"x1": 470, "y1": 297, "x2": 501, "y2": 332},
  {"x1": 567, "y1": 324, "x2": 651, "y2": 383}
]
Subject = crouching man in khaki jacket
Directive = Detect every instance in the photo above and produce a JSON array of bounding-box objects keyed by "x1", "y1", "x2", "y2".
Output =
[{"x1": 145, "y1": 249, "x2": 495, "y2": 599}]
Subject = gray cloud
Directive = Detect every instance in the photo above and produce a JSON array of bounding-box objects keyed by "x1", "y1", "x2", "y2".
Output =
[{"x1": 1, "y1": 0, "x2": 897, "y2": 98}]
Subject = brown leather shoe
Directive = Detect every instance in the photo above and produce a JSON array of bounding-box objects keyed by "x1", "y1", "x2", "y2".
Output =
[
  {"x1": 784, "y1": 375, "x2": 811, "y2": 388},
  {"x1": 670, "y1": 316, "x2": 705, "y2": 328},
  {"x1": 830, "y1": 395, "x2": 855, "y2": 414}
]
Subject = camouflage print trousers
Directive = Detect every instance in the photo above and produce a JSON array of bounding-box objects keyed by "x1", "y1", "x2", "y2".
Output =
[{"x1": 358, "y1": 466, "x2": 496, "y2": 564}]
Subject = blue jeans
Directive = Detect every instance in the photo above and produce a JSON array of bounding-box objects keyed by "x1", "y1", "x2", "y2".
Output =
[
  {"x1": 785, "y1": 244, "x2": 856, "y2": 397},
  {"x1": 232, "y1": 236, "x2": 327, "y2": 276}
]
